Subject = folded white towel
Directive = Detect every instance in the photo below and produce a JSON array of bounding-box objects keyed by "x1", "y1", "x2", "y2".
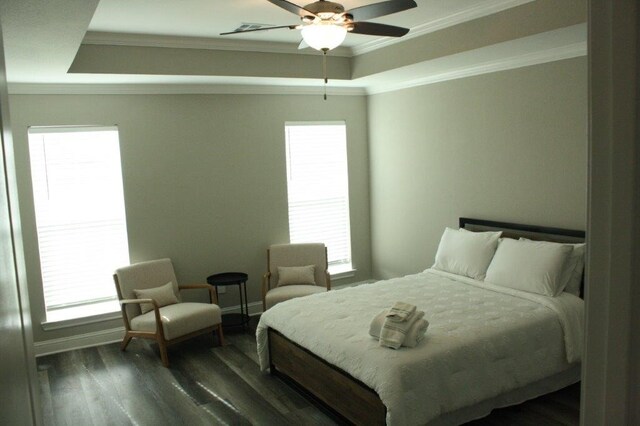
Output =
[
  {"x1": 371, "y1": 309, "x2": 428, "y2": 349},
  {"x1": 385, "y1": 301, "x2": 416, "y2": 322},
  {"x1": 404, "y1": 318, "x2": 429, "y2": 348},
  {"x1": 381, "y1": 309, "x2": 423, "y2": 349}
]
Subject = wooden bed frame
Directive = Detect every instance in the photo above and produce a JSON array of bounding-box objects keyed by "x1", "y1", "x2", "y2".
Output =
[{"x1": 267, "y1": 218, "x2": 585, "y2": 424}]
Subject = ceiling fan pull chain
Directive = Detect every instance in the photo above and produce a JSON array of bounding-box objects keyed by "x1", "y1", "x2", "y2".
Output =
[{"x1": 322, "y1": 48, "x2": 328, "y2": 100}]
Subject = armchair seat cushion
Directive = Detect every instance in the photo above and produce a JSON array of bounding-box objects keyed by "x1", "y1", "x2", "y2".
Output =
[
  {"x1": 265, "y1": 285, "x2": 326, "y2": 310},
  {"x1": 130, "y1": 302, "x2": 222, "y2": 341}
]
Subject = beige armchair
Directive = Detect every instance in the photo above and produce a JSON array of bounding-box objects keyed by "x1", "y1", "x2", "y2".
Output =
[
  {"x1": 262, "y1": 243, "x2": 331, "y2": 311},
  {"x1": 113, "y1": 258, "x2": 224, "y2": 367}
]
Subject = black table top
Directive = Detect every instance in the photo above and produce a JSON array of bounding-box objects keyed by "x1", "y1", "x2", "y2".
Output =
[{"x1": 206, "y1": 272, "x2": 248, "y2": 286}]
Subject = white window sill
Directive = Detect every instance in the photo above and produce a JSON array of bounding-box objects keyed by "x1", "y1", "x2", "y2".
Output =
[
  {"x1": 329, "y1": 264, "x2": 356, "y2": 280},
  {"x1": 42, "y1": 300, "x2": 121, "y2": 331}
]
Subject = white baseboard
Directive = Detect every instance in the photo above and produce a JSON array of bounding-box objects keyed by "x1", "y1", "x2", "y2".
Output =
[
  {"x1": 34, "y1": 327, "x2": 125, "y2": 357},
  {"x1": 225, "y1": 300, "x2": 264, "y2": 317}
]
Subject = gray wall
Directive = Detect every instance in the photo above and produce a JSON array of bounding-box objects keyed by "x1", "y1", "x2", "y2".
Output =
[
  {"x1": 9, "y1": 57, "x2": 588, "y2": 344},
  {"x1": 9, "y1": 93, "x2": 371, "y2": 343},
  {"x1": 368, "y1": 57, "x2": 588, "y2": 279}
]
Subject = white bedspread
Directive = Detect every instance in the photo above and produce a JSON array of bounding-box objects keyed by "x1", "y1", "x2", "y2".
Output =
[{"x1": 256, "y1": 269, "x2": 584, "y2": 425}]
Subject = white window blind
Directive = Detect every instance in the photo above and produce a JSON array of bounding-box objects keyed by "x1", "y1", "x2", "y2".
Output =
[
  {"x1": 285, "y1": 122, "x2": 352, "y2": 270},
  {"x1": 28, "y1": 127, "x2": 130, "y2": 319}
]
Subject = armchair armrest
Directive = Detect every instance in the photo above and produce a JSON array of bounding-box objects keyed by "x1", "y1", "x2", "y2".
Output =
[
  {"x1": 117, "y1": 298, "x2": 162, "y2": 331},
  {"x1": 325, "y1": 270, "x2": 331, "y2": 290},
  {"x1": 120, "y1": 298, "x2": 158, "y2": 307},
  {"x1": 179, "y1": 283, "x2": 219, "y2": 305},
  {"x1": 179, "y1": 284, "x2": 210, "y2": 290}
]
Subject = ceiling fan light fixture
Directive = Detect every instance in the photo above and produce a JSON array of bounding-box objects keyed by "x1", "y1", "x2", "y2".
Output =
[{"x1": 301, "y1": 23, "x2": 347, "y2": 51}]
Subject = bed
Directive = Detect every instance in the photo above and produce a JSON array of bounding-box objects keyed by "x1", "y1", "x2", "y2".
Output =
[{"x1": 256, "y1": 218, "x2": 586, "y2": 425}]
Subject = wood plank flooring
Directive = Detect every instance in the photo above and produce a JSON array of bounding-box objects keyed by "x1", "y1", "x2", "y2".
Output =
[{"x1": 37, "y1": 318, "x2": 580, "y2": 425}]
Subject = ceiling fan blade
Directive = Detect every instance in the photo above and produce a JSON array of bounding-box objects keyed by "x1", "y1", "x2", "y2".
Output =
[
  {"x1": 347, "y1": 0, "x2": 417, "y2": 21},
  {"x1": 266, "y1": 0, "x2": 318, "y2": 18},
  {"x1": 220, "y1": 25, "x2": 299, "y2": 35},
  {"x1": 348, "y1": 21, "x2": 410, "y2": 37}
]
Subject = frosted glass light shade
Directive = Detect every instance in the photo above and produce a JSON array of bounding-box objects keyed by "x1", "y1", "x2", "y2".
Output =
[{"x1": 301, "y1": 23, "x2": 347, "y2": 51}]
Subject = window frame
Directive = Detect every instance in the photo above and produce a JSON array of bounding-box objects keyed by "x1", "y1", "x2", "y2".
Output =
[
  {"x1": 284, "y1": 121, "x2": 354, "y2": 276},
  {"x1": 27, "y1": 125, "x2": 130, "y2": 325}
]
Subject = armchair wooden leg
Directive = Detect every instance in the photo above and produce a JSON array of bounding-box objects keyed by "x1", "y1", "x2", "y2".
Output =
[
  {"x1": 216, "y1": 324, "x2": 225, "y2": 346},
  {"x1": 121, "y1": 334, "x2": 133, "y2": 351},
  {"x1": 159, "y1": 340, "x2": 170, "y2": 367}
]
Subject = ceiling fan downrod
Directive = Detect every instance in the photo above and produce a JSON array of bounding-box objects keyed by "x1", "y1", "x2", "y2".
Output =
[{"x1": 322, "y1": 48, "x2": 328, "y2": 100}]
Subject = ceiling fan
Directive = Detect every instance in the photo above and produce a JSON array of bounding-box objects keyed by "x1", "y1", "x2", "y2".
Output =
[{"x1": 221, "y1": 0, "x2": 418, "y2": 51}]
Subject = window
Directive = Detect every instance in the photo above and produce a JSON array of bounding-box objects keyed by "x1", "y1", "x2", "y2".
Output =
[
  {"x1": 28, "y1": 126, "x2": 129, "y2": 323},
  {"x1": 285, "y1": 122, "x2": 352, "y2": 273}
]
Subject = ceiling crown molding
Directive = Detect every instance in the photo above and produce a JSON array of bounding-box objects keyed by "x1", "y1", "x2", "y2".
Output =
[
  {"x1": 367, "y1": 40, "x2": 586, "y2": 95},
  {"x1": 8, "y1": 82, "x2": 367, "y2": 96},
  {"x1": 82, "y1": 31, "x2": 353, "y2": 57},
  {"x1": 8, "y1": 42, "x2": 585, "y2": 97},
  {"x1": 352, "y1": 0, "x2": 536, "y2": 55}
]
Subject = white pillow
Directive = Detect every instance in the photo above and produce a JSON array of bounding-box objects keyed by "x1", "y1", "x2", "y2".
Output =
[
  {"x1": 432, "y1": 227, "x2": 502, "y2": 280},
  {"x1": 277, "y1": 265, "x2": 316, "y2": 287},
  {"x1": 485, "y1": 239, "x2": 573, "y2": 296},
  {"x1": 564, "y1": 243, "x2": 586, "y2": 296},
  {"x1": 133, "y1": 281, "x2": 179, "y2": 314},
  {"x1": 519, "y1": 238, "x2": 585, "y2": 296}
]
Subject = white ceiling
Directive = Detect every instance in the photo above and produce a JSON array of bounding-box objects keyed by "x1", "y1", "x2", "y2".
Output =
[
  {"x1": 0, "y1": 0, "x2": 586, "y2": 93},
  {"x1": 87, "y1": 0, "x2": 516, "y2": 48}
]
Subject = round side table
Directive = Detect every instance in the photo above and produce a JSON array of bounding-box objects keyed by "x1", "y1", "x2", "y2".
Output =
[{"x1": 206, "y1": 272, "x2": 249, "y2": 330}]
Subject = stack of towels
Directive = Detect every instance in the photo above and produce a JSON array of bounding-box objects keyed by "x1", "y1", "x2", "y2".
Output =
[{"x1": 369, "y1": 302, "x2": 429, "y2": 349}]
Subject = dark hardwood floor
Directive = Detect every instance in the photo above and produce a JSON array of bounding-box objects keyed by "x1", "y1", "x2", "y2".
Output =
[{"x1": 37, "y1": 318, "x2": 580, "y2": 425}]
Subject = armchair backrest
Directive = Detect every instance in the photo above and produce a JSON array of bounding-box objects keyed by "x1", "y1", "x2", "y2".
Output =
[
  {"x1": 267, "y1": 243, "x2": 329, "y2": 290},
  {"x1": 114, "y1": 258, "x2": 180, "y2": 318}
]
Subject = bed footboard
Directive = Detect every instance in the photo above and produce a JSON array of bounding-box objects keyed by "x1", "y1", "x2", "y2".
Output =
[{"x1": 268, "y1": 328, "x2": 386, "y2": 425}]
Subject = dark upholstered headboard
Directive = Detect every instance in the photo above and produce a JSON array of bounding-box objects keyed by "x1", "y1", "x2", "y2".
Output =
[
  {"x1": 459, "y1": 217, "x2": 585, "y2": 244},
  {"x1": 459, "y1": 217, "x2": 586, "y2": 297}
]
